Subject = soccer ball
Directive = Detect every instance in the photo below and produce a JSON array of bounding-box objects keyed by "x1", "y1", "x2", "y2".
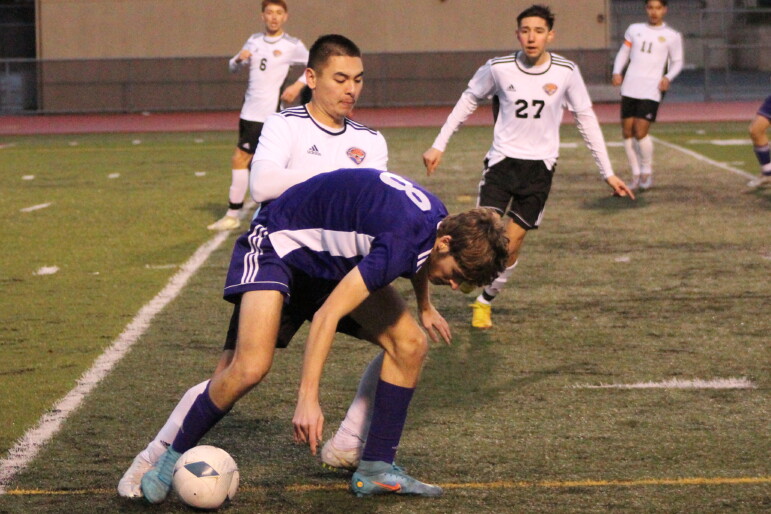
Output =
[{"x1": 172, "y1": 445, "x2": 239, "y2": 510}]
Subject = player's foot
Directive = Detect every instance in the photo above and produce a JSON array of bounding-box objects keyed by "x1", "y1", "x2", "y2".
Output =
[
  {"x1": 629, "y1": 175, "x2": 640, "y2": 191},
  {"x1": 459, "y1": 281, "x2": 476, "y2": 294},
  {"x1": 639, "y1": 174, "x2": 653, "y2": 190},
  {"x1": 351, "y1": 461, "x2": 443, "y2": 498},
  {"x1": 747, "y1": 173, "x2": 771, "y2": 188},
  {"x1": 321, "y1": 439, "x2": 361, "y2": 472},
  {"x1": 118, "y1": 451, "x2": 155, "y2": 498},
  {"x1": 140, "y1": 447, "x2": 181, "y2": 504},
  {"x1": 470, "y1": 300, "x2": 492, "y2": 329},
  {"x1": 207, "y1": 215, "x2": 240, "y2": 231}
]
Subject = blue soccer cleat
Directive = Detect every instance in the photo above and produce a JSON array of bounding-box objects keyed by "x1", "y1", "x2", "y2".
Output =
[
  {"x1": 140, "y1": 447, "x2": 182, "y2": 504},
  {"x1": 351, "y1": 460, "x2": 443, "y2": 497}
]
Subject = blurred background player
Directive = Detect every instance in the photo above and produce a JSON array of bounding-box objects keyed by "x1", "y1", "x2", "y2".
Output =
[
  {"x1": 207, "y1": 0, "x2": 309, "y2": 231},
  {"x1": 421, "y1": 4, "x2": 634, "y2": 330},
  {"x1": 747, "y1": 94, "x2": 771, "y2": 188},
  {"x1": 139, "y1": 168, "x2": 509, "y2": 503},
  {"x1": 612, "y1": 0, "x2": 683, "y2": 191}
]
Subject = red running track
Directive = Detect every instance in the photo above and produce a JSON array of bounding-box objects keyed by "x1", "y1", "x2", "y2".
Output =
[{"x1": 0, "y1": 101, "x2": 759, "y2": 136}]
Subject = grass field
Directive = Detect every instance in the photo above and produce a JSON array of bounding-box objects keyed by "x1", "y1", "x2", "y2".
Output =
[{"x1": 0, "y1": 122, "x2": 769, "y2": 512}]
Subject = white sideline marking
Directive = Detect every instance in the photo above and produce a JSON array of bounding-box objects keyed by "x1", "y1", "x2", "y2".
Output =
[
  {"x1": 572, "y1": 378, "x2": 757, "y2": 390},
  {"x1": 33, "y1": 266, "x2": 59, "y2": 276},
  {"x1": 108, "y1": 173, "x2": 120, "y2": 179},
  {"x1": 21, "y1": 175, "x2": 34, "y2": 181},
  {"x1": 651, "y1": 137, "x2": 755, "y2": 180},
  {"x1": 20, "y1": 203, "x2": 52, "y2": 213},
  {"x1": 0, "y1": 231, "x2": 231, "y2": 494},
  {"x1": 686, "y1": 139, "x2": 750, "y2": 146}
]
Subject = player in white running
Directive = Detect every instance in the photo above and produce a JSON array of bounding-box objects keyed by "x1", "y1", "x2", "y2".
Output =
[
  {"x1": 747, "y1": 95, "x2": 771, "y2": 188},
  {"x1": 612, "y1": 0, "x2": 683, "y2": 191},
  {"x1": 119, "y1": 34, "x2": 426, "y2": 498},
  {"x1": 420, "y1": 4, "x2": 634, "y2": 330},
  {"x1": 208, "y1": 0, "x2": 309, "y2": 232}
]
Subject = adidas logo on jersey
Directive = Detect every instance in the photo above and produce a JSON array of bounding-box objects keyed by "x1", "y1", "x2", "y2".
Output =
[
  {"x1": 507, "y1": 84, "x2": 516, "y2": 92},
  {"x1": 307, "y1": 145, "x2": 321, "y2": 156}
]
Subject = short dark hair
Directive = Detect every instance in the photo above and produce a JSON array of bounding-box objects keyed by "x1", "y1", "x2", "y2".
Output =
[
  {"x1": 262, "y1": 0, "x2": 287, "y2": 12},
  {"x1": 517, "y1": 4, "x2": 555, "y2": 31},
  {"x1": 307, "y1": 34, "x2": 361, "y2": 72},
  {"x1": 437, "y1": 208, "x2": 509, "y2": 287},
  {"x1": 646, "y1": 0, "x2": 667, "y2": 5}
]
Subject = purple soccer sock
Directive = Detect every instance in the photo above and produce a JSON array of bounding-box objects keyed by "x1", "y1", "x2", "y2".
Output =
[
  {"x1": 171, "y1": 383, "x2": 228, "y2": 453},
  {"x1": 361, "y1": 379, "x2": 415, "y2": 464},
  {"x1": 754, "y1": 144, "x2": 770, "y2": 170}
]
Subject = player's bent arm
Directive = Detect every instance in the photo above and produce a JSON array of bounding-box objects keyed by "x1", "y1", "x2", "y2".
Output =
[
  {"x1": 228, "y1": 49, "x2": 251, "y2": 73},
  {"x1": 410, "y1": 266, "x2": 451, "y2": 344},
  {"x1": 250, "y1": 160, "x2": 324, "y2": 202},
  {"x1": 431, "y1": 90, "x2": 482, "y2": 154},
  {"x1": 663, "y1": 36, "x2": 684, "y2": 84},
  {"x1": 612, "y1": 42, "x2": 631, "y2": 78},
  {"x1": 572, "y1": 108, "x2": 615, "y2": 180},
  {"x1": 280, "y1": 80, "x2": 306, "y2": 103},
  {"x1": 293, "y1": 268, "x2": 371, "y2": 454}
]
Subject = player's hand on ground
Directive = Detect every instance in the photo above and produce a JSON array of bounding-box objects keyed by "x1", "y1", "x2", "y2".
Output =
[
  {"x1": 419, "y1": 303, "x2": 452, "y2": 345},
  {"x1": 292, "y1": 397, "x2": 324, "y2": 455},
  {"x1": 612, "y1": 74, "x2": 623, "y2": 87},
  {"x1": 606, "y1": 175, "x2": 635, "y2": 200},
  {"x1": 423, "y1": 148, "x2": 444, "y2": 176},
  {"x1": 236, "y1": 49, "x2": 252, "y2": 63}
]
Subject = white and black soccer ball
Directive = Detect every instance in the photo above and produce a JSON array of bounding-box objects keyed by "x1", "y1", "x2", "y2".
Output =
[{"x1": 172, "y1": 445, "x2": 239, "y2": 510}]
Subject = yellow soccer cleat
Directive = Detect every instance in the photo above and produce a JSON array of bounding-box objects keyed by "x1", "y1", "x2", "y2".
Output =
[
  {"x1": 207, "y1": 215, "x2": 240, "y2": 231},
  {"x1": 470, "y1": 300, "x2": 492, "y2": 329}
]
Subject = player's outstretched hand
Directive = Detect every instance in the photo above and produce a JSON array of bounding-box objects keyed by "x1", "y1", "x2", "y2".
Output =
[
  {"x1": 293, "y1": 396, "x2": 324, "y2": 455},
  {"x1": 423, "y1": 148, "x2": 444, "y2": 176},
  {"x1": 606, "y1": 175, "x2": 635, "y2": 200},
  {"x1": 236, "y1": 49, "x2": 252, "y2": 63},
  {"x1": 419, "y1": 303, "x2": 452, "y2": 345}
]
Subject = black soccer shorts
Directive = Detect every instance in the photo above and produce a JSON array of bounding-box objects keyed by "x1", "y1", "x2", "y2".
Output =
[
  {"x1": 236, "y1": 119, "x2": 264, "y2": 154},
  {"x1": 478, "y1": 156, "x2": 554, "y2": 231},
  {"x1": 620, "y1": 96, "x2": 661, "y2": 123}
]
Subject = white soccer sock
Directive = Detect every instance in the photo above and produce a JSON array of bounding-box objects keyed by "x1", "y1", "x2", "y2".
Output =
[
  {"x1": 143, "y1": 379, "x2": 210, "y2": 462},
  {"x1": 330, "y1": 352, "x2": 384, "y2": 450},
  {"x1": 480, "y1": 259, "x2": 519, "y2": 301},
  {"x1": 623, "y1": 137, "x2": 641, "y2": 177},
  {"x1": 227, "y1": 168, "x2": 249, "y2": 218},
  {"x1": 637, "y1": 136, "x2": 654, "y2": 176}
]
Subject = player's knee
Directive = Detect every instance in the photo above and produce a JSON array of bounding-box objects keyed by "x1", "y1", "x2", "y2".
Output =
[
  {"x1": 392, "y1": 331, "x2": 429, "y2": 366},
  {"x1": 228, "y1": 358, "x2": 271, "y2": 390}
]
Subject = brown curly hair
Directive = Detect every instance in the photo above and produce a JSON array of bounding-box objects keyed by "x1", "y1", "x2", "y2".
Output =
[{"x1": 437, "y1": 208, "x2": 509, "y2": 287}]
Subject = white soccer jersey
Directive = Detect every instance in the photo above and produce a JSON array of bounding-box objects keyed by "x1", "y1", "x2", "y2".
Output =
[
  {"x1": 613, "y1": 22, "x2": 684, "y2": 102},
  {"x1": 230, "y1": 32, "x2": 309, "y2": 122},
  {"x1": 432, "y1": 52, "x2": 614, "y2": 177},
  {"x1": 250, "y1": 105, "x2": 389, "y2": 202}
]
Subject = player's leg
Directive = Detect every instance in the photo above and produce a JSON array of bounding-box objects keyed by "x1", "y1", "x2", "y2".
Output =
[
  {"x1": 470, "y1": 158, "x2": 548, "y2": 328},
  {"x1": 348, "y1": 286, "x2": 442, "y2": 497},
  {"x1": 321, "y1": 351, "x2": 383, "y2": 471},
  {"x1": 620, "y1": 97, "x2": 641, "y2": 188},
  {"x1": 632, "y1": 99, "x2": 659, "y2": 190},
  {"x1": 117, "y1": 373, "x2": 222, "y2": 497},
  {"x1": 118, "y1": 312, "x2": 240, "y2": 497},
  {"x1": 748, "y1": 106, "x2": 771, "y2": 187},
  {"x1": 208, "y1": 120, "x2": 261, "y2": 231}
]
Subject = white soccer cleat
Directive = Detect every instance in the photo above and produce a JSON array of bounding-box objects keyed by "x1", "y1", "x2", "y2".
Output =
[
  {"x1": 629, "y1": 175, "x2": 640, "y2": 191},
  {"x1": 747, "y1": 174, "x2": 771, "y2": 188},
  {"x1": 117, "y1": 452, "x2": 154, "y2": 498},
  {"x1": 207, "y1": 215, "x2": 240, "y2": 231},
  {"x1": 321, "y1": 439, "x2": 361, "y2": 472},
  {"x1": 639, "y1": 174, "x2": 653, "y2": 190}
]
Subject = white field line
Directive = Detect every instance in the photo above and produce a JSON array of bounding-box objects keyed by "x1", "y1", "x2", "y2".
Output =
[
  {"x1": 20, "y1": 203, "x2": 52, "y2": 213},
  {"x1": 0, "y1": 230, "x2": 230, "y2": 494},
  {"x1": 651, "y1": 136, "x2": 755, "y2": 180},
  {"x1": 572, "y1": 378, "x2": 757, "y2": 390}
]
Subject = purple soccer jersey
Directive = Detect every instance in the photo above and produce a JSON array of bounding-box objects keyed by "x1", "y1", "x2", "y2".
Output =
[{"x1": 224, "y1": 168, "x2": 448, "y2": 301}]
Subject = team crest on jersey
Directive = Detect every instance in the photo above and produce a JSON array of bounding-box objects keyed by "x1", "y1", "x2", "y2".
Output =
[
  {"x1": 346, "y1": 147, "x2": 366, "y2": 165},
  {"x1": 273, "y1": 49, "x2": 282, "y2": 57},
  {"x1": 658, "y1": 36, "x2": 666, "y2": 43},
  {"x1": 543, "y1": 83, "x2": 558, "y2": 96}
]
